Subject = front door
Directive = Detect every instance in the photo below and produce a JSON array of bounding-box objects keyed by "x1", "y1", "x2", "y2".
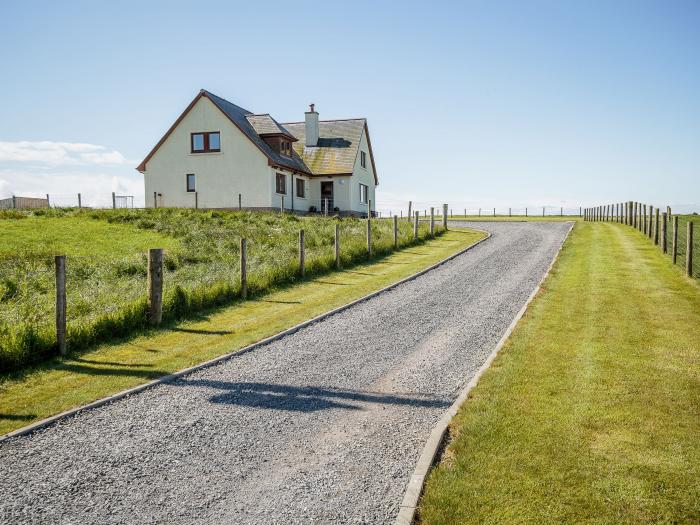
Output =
[{"x1": 320, "y1": 181, "x2": 333, "y2": 214}]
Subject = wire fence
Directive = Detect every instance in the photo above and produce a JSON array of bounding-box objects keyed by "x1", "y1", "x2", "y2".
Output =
[
  {"x1": 584, "y1": 202, "x2": 698, "y2": 279},
  {"x1": 0, "y1": 210, "x2": 441, "y2": 373}
]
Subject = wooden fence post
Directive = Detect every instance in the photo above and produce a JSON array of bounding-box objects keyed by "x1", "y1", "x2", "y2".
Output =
[
  {"x1": 649, "y1": 206, "x2": 654, "y2": 239},
  {"x1": 687, "y1": 222, "x2": 694, "y2": 277},
  {"x1": 281, "y1": 195, "x2": 285, "y2": 214},
  {"x1": 153, "y1": 192, "x2": 157, "y2": 209},
  {"x1": 393, "y1": 215, "x2": 398, "y2": 248},
  {"x1": 335, "y1": 224, "x2": 341, "y2": 269},
  {"x1": 366, "y1": 218, "x2": 372, "y2": 257},
  {"x1": 407, "y1": 201, "x2": 412, "y2": 221},
  {"x1": 493, "y1": 207, "x2": 496, "y2": 217},
  {"x1": 643, "y1": 204, "x2": 647, "y2": 234},
  {"x1": 443, "y1": 204, "x2": 448, "y2": 230},
  {"x1": 11, "y1": 195, "x2": 17, "y2": 209},
  {"x1": 654, "y1": 208, "x2": 660, "y2": 245},
  {"x1": 77, "y1": 193, "x2": 82, "y2": 209},
  {"x1": 299, "y1": 229, "x2": 305, "y2": 277},
  {"x1": 414, "y1": 211, "x2": 419, "y2": 240},
  {"x1": 112, "y1": 192, "x2": 116, "y2": 209},
  {"x1": 661, "y1": 212, "x2": 668, "y2": 253},
  {"x1": 46, "y1": 194, "x2": 50, "y2": 208},
  {"x1": 509, "y1": 207, "x2": 511, "y2": 217},
  {"x1": 542, "y1": 206, "x2": 545, "y2": 217},
  {"x1": 430, "y1": 207, "x2": 435, "y2": 236},
  {"x1": 464, "y1": 208, "x2": 466, "y2": 217},
  {"x1": 672, "y1": 216, "x2": 678, "y2": 264},
  {"x1": 478, "y1": 208, "x2": 481, "y2": 217},
  {"x1": 195, "y1": 191, "x2": 199, "y2": 210},
  {"x1": 238, "y1": 193, "x2": 242, "y2": 210},
  {"x1": 55, "y1": 255, "x2": 67, "y2": 356},
  {"x1": 526, "y1": 207, "x2": 528, "y2": 217},
  {"x1": 240, "y1": 238, "x2": 247, "y2": 299},
  {"x1": 147, "y1": 248, "x2": 163, "y2": 325}
]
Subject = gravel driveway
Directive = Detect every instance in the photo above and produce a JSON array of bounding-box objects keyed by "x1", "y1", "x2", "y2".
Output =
[{"x1": 0, "y1": 221, "x2": 571, "y2": 525}]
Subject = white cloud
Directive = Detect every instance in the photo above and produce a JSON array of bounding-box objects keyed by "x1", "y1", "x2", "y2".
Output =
[
  {"x1": 0, "y1": 141, "x2": 130, "y2": 166},
  {"x1": 0, "y1": 169, "x2": 145, "y2": 207}
]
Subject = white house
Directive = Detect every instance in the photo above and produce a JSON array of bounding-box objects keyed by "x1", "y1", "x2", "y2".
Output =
[{"x1": 137, "y1": 90, "x2": 378, "y2": 216}]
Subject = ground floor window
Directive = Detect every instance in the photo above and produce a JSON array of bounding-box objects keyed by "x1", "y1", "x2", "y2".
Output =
[
  {"x1": 359, "y1": 183, "x2": 368, "y2": 204},
  {"x1": 186, "y1": 173, "x2": 196, "y2": 192},
  {"x1": 276, "y1": 173, "x2": 286, "y2": 194},
  {"x1": 296, "y1": 178, "x2": 305, "y2": 198}
]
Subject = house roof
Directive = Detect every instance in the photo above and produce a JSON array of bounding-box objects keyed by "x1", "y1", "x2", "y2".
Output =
[
  {"x1": 137, "y1": 90, "x2": 311, "y2": 175},
  {"x1": 282, "y1": 119, "x2": 378, "y2": 184},
  {"x1": 137, "y1": 90, "x2": 377, "y2": 184},
  {"x1": 245, "y1": 114, "x2": 297, "y2": 140}
]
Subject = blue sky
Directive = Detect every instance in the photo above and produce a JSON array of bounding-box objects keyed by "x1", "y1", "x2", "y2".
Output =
[{"x1": 1, "y1": 0, "x2": 698, "y2": 213}]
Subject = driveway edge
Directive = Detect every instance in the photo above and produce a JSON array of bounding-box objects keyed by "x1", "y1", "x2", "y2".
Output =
[
  {"x1": 1, "y1": 229, "x2": 491, "y2": 444},
  {"x1": 394, "y1": 221, "x2": 575, "y2": 525}
]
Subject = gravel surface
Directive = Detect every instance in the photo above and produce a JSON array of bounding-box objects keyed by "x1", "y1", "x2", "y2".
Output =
[{"x1": 0, "y1": 221, "x2": 571, "y2": 525}]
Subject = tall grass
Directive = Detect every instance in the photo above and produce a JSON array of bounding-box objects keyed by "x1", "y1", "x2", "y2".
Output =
[{"x1": 0, "y1": 208, "x2": 440, "y2": 372}]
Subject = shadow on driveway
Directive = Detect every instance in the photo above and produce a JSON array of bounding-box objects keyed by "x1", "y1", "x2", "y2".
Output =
[{"x1": 178, "y1": 379, "x2": 451, "y2": 413}]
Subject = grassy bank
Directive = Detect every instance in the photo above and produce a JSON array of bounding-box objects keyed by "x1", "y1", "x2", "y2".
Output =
[
  {"x1": 419, "y1": 222, "x2": 700, "y2": 524},
  {"x1": 0, "y1": 228, "x2": 485, "y2": 436},
  {"x1": 0, "y1": 208, "x2": 439, "y2": 372}
]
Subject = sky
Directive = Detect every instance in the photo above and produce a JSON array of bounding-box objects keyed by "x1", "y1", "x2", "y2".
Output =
[{"x1": 1, "y1": 0, "x2": 698, "y2": 213}]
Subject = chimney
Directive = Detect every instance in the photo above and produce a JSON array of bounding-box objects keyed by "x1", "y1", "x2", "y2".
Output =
[{"x1": 305, "y1": 103, "x2": 319, "y2": 147}]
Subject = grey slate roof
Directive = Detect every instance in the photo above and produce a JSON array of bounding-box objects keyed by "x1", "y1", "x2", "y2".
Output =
[
  {"x1": 204, "y1": 91, "x2": 311, "y2": 175},
  {"x1": 281, "y1": 119, "x2": 366, "y2": 175}
]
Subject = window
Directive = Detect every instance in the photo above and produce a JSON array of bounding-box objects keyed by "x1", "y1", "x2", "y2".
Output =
[
  {"x1": 281, "y1": 140, "x2": 292, "y2": 157},
  {"x1": 296, "y1": 178, "x2": 305, "y2": 198},
  {"x1": 186, "y1": 173, "x2": 196, "y2": 192},
  {"x1": 276, "y1": 173, "x2": 286, "y2": 194},
  {"x1": 361, "y1": 151, "x2": 367, "y2": 169},
  {"x1": 359, "y1": 183, "x2": 368, "y2": 204},
  {"x1": 191, "y1": 132, "x2": 220, "y2": 153}
]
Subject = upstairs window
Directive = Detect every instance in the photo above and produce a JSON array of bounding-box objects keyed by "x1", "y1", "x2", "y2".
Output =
[
  {"x1": 276, "y1": 173, "x2": 286, "y2": 194},
  {"x1": 191, "y1": 132, "x2": 221, "y2": 153},
  {"x1": 361, "y1": 151, "x2": 367, "y2": 169},
  {"x1": 296, "y1": 178, "x2": 305, "y2": 198},
  {"x1": 281, "y1": 140, "x2": 292, "y2": 157},
  {"x1": 186, "y1": 173, "x2": 196, "y2": 192},
  {"x1": 359, "y1": 183, "x2": 368, "y2": 204}
]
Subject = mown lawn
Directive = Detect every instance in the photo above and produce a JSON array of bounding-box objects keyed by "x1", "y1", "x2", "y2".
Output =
[
  {"x1": 419, "y1": 221, "x2": 700, "y2": 524},
  {"x1": 0, "y1": 228, "x2": 485, "y2": 436}
]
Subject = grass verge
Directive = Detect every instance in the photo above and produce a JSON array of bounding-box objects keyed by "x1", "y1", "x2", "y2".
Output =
[
  {"x1": 0, "y1": 228, "x2": 485, "y2": 436},
  {"x1": 418, "y1": 222, "x2": 700, "y2": 524}
]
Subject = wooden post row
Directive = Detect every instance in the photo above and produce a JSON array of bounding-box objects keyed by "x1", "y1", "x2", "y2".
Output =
[
  {"x1": 299, "y1": 229, "x2": 305, "y2": 277},
  {"x1": 654, "y1": 208, "x2": 660, "y2": 245},
  {"x1": 366, "y1": 217, "x2": 372, "y2": 257},
  {"x1": 393, "y1": 215, "x2": 398, "y2": 248},
  {"x1": 443, "y1": 204, "x2": 448, "y2": 230},
  {"x1": 430, "y1": 207, "x2": 435, "y2": 235},
  {"x1": 661, "y1": 212, "x2": 668, "y2": 254},
  {"x1": 672, "y1": 216, "x2": 678, "y2": 265},
  {"x1": 55, "y1": 255, "x2": 67, "y2": 356},
  {"x1": 148, "y1": 248, "x2": 163, "y2": 325},
  {"x1": 687, "y1": 222, "x2": 694, "y2": 277},
  {"x1": 240, "y1": 238, "x2": 247, "y2": 299},
  {"x1": 414, "y1": 211, "x2": 419, "y2": 240}
]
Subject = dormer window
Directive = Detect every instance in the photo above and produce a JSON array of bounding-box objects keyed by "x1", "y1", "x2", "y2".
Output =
[{"x1": 191, "y1": 132, "x2": 220, "y2": 153}]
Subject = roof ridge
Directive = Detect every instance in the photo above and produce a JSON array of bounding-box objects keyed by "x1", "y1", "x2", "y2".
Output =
[{"x1": 281, "y1": 118, "x2": 367, "y2": 125}]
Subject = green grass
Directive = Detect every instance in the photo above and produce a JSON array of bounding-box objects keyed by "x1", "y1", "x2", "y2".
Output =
[
  {"x1": 0, "y1": 208, "x2": 442, "y2": 372},
  {"x1": 0, "y1": 228, "x2": 485, "y2": 436},
  {"x1": 418, "y1": 221, "x2": 700, "y2": 524}
]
